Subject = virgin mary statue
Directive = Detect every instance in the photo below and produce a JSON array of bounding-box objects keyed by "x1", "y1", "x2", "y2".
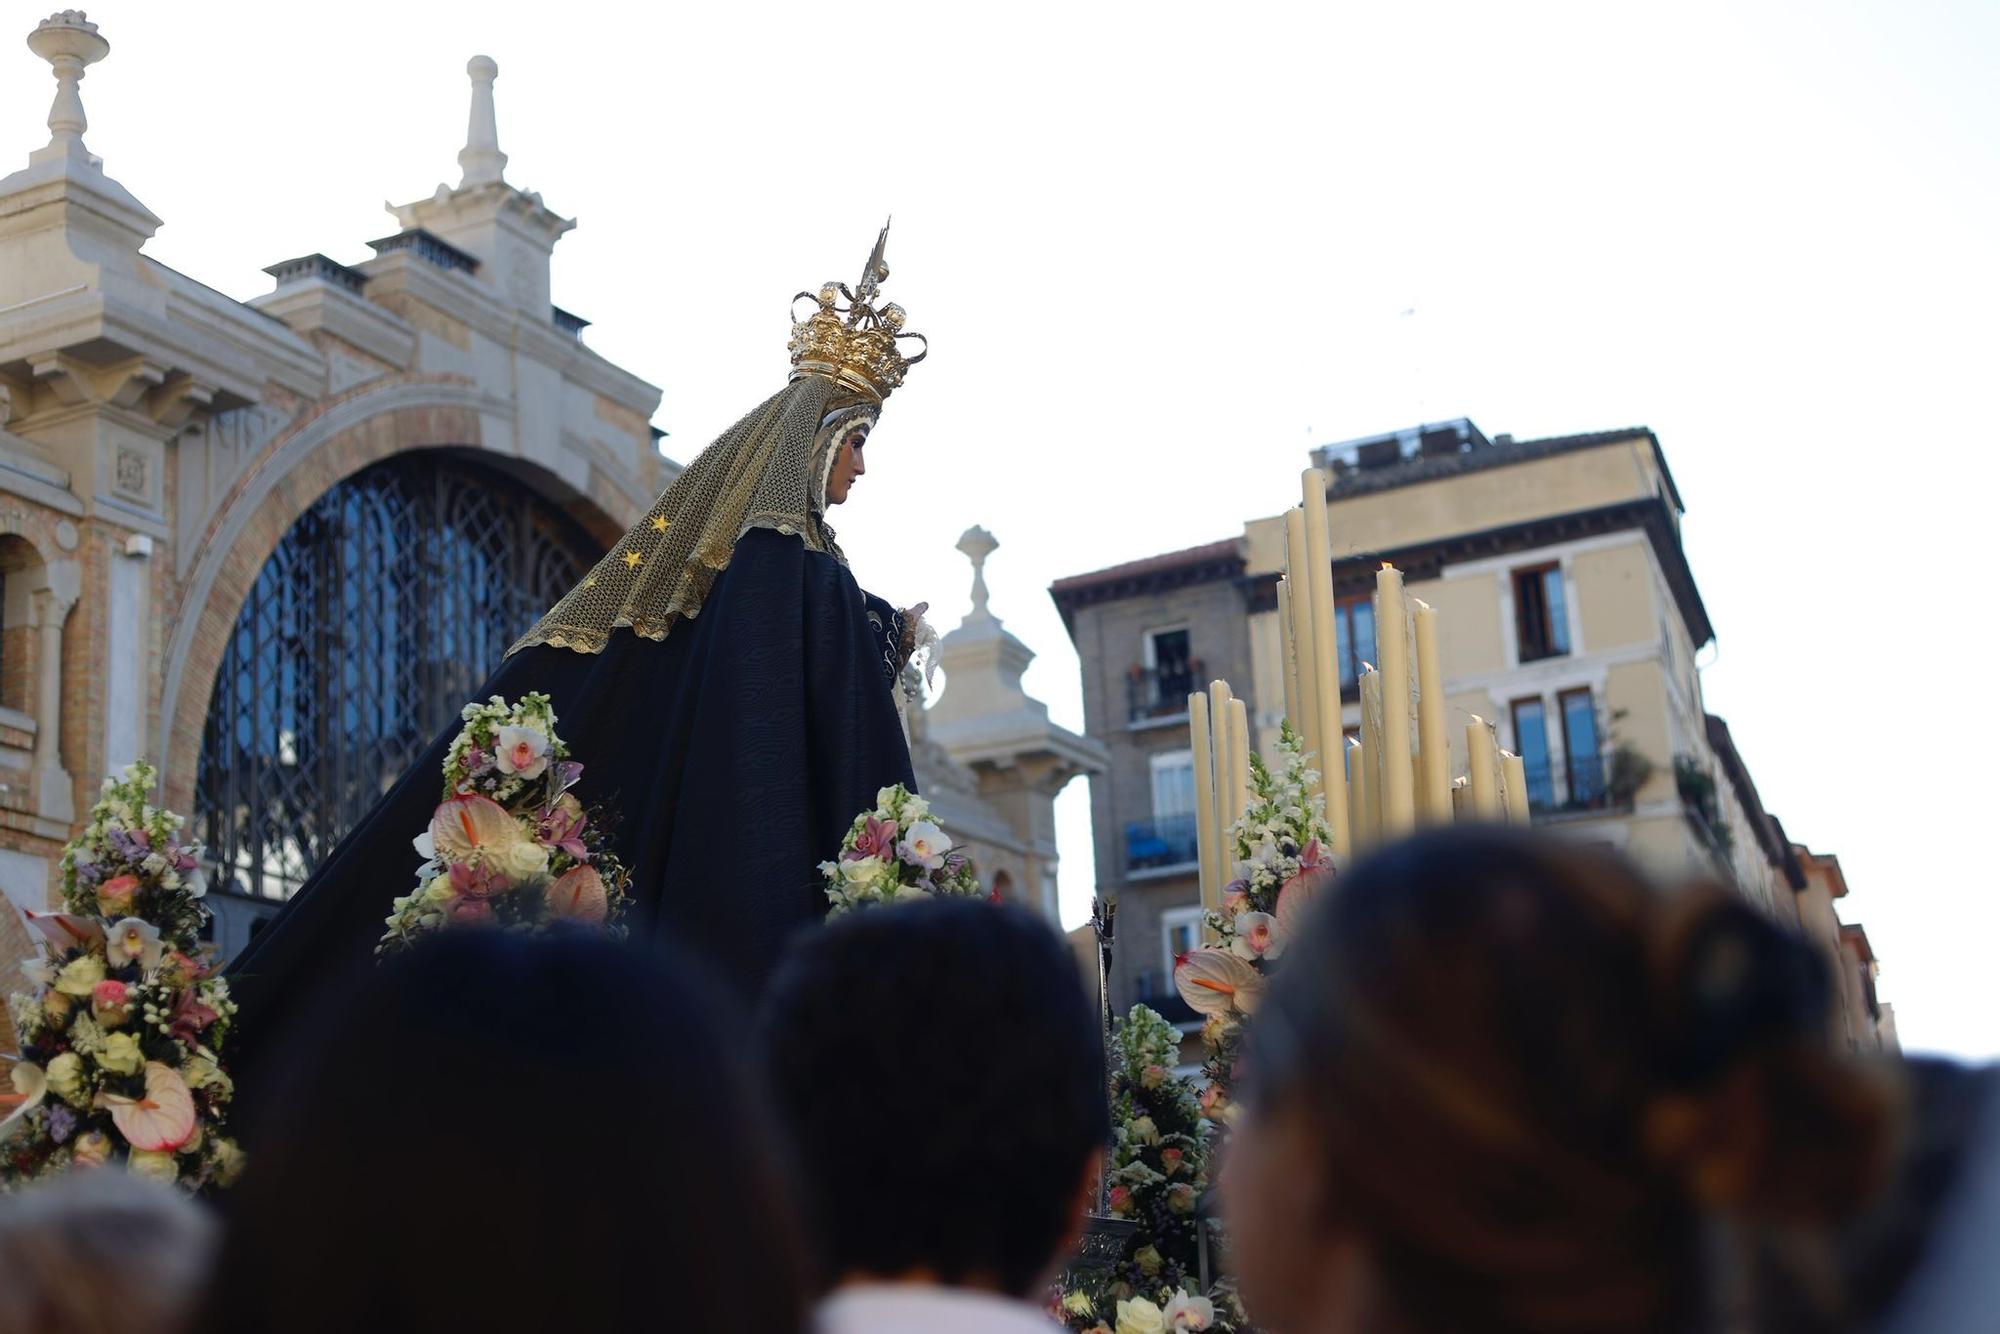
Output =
[{"x1": 225, "y1": 231, "x2": 929, "y2": 1091}]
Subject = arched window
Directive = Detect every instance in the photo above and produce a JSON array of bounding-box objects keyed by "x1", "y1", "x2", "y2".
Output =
[
  {"x1": 193, "y1": 452, "x2": 599, "y2": 901},
  {"x1": 990, "y1": 869, "x2": 1013, "y2": 903}
]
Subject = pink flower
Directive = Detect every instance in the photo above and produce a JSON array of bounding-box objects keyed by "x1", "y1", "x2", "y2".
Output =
[
  {"x1": 1159, "y1": 1146, "x2": 1186, "y2": 1177},
  {"x1": 1199, "y1": 1083, "x2": 1228, "y2": 1119},
  {"x1": 536, "y1": 795, "x2": 590, "y2": 860},
  {"x1": 846, "y1": 816, "x2": 899, "y2": 863},
  {"x1": 1221, "y1": 880, "x2": 1249, "y2": 914},
  {"x1": 448, "y1": 860, "x2": 505, "y2": 899},
  {"x1": 91, "y1": 980, "x2": 129, "y2": 1009},
  {"x1": 96, "y1": 874, "x2": 141, "y2": 914},
  {"x1": 168, "y1": 987, "x2": 218, "y2": 1045},
  {"x1": 445, "y1": 896, "x2": 494, "y2": 925},
  {"x1": 1107, "y1": 1184, "x2": 1134, "y2": 1217}
]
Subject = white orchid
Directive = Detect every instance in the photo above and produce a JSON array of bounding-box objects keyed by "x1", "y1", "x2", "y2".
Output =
[
  {"x1": 898, "y1": 821, "x2": 949, "y2": 871},
  {"x1": 1163, "y1": 1290, "x2": 1217, "y2": 1331},
  {"x1": 1229, "y1": 910, "x2": 1282, "y2": 961},
  {"x1": 492, "y1": 724, "x2": 550, "y2": 780},
  {"x1": 105, "y1": 917, "x2": 166, "y2": 973}
]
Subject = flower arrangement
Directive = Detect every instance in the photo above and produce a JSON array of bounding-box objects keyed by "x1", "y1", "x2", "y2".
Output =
[
  {"x1": 1174, "y1": 723, "x2": 1336, "y2": 1122},
  {"x1": 2, "y1": 763, "x2": 242, "y2": 1192},
  {"x1": 819, "y1": 784, "x2": 980, "y2": 915},
  {"x1": 380, "y1": 693, "x2": 630, "y2": 952},
  {"x1": 1055, "y1": 1006, "x2": 1234, "y2": 1333},
  {"x1": 1057, "y1": 1286, "x2": 1221, "y2": 1333}
]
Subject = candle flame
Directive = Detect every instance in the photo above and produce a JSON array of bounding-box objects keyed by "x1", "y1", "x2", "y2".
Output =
[
  {"x1": 1361, "y1": 661, "x2": 1376, "y2": 673},
  {"x1": 1381, "y1": 561, "x2": 1395, "y2": 572},
  {"x1": 1413, "y1": 598, "x2": 1430, "y2": 612},
  {"x1": 1347, "y1": 737, "x2": 1363, "y2": 750},
  {"x1": 1470, "y1": 714, "x2": 1484, "y2": 725}
]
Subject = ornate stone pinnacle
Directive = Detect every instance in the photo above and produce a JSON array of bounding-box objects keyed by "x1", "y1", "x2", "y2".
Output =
[
  {"x1": 26, "y1": 11, "x2": 108, "y2": 165},
  {"x1": 956, "y1": 525, "x2": 999, "y2": 618},
  {"x1": 458, "y1": 54, "x2": 508, "y2": 188}
]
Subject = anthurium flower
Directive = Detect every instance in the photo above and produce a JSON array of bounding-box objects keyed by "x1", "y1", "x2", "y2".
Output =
[
  {"x1": 430, "y1": 794, "x2": 527, "y2": 865},
  {"x1": 27, "y1": 911, "x2": 105, "y2": 953},
  {"x1": 1276, "y1": 837, "x2": 1336, "y2": 936},
  {"x1": 545, "y1": 865, "x2": 608, "y2": 923},
  {"x1": 105, "y1": 917, "x2": 165, "y2": 973},
  {"x1": 101, "y1": 1061, "x2": 197, "y2": 1151},
  {"x1": 1, "y1": 1060, "x2": 47, "y2": 1135},
  {"x1": 1174, "y1": 947, "x2": 1265, "y2": 1016}
]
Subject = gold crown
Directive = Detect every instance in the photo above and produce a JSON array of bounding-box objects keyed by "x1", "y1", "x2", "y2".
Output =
[{"x1": 789, "y1": 222, "x2": 927, "y2": 403}]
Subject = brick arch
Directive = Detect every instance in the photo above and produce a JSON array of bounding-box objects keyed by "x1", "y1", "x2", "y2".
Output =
[{"x1": 157, "y1": 381, "x2": 625, "y2": 813}]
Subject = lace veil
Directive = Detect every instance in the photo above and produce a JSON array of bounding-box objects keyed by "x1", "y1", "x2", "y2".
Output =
[{"x1": 510, "y1": 373, "x2": 876, "y2": 656}]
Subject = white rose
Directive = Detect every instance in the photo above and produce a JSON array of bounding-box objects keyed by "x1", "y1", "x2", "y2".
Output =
[
  {"x1": 1116, "y1": 1296, "x2": 1167, "y2": 1334},
  {"x1": 45, "y1": 1051, "x2": 87, "y2": 1105},
  {"x1": 55, "y1": 953, "x2": 106, "y2": 997},
  {"x1": 497, "y1": 840, "x2": 551, "y2": 882},
  {"x1": 127, "y1": 1149, "x2": 178, "y2": 1186},
  {"x1": 841, "y1": 856, "x2": 887, "y2": 885},
  {"x1": 1129, "y1": 1115, "x2": 1160, "y2": 1145}
]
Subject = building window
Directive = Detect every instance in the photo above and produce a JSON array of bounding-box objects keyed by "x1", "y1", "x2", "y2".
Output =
[
  {"x1": 1161, "y1": 905, "x2": 1205, "y2": 977},
  {"x1": 1129, "y1": 626, "x2": 1198, "y2": 722},
  {"x1": 1560, "y1": 687, "x2": 1606, "y2": 806},
  {"x1": 1509, "y1": 698, "x2": 1557, "y2": 810},
  {"x1": 1334, "y1": 595, "x2": 1376, "y2": 689},
  {"x1": 1126, "y1": 750, "x2": 1201, "y2": 871},
  {"x1": 193, "y1": 453, "x2": 599, "y2": 902},
  {"x1": 1513, "y1": 564, "x2": 1571, "y2": 662}
]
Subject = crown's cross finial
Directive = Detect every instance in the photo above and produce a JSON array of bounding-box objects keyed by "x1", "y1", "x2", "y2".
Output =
[
  {"x1": 26, "y1": 11, "x2": 109, "y2": 167},
  {"x1": 458, "y1": 54, "x2": 508, "y2": 188},
  {"x1": 957, "y1": 525, "x2": 1000, "y2": 621}
]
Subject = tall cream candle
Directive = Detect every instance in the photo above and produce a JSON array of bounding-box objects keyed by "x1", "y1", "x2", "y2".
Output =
[
  {"x1": 1466, "y1": 714, "x2": 1503, "y2": 819},
  {"x1": 1413, "y1": 599, "x2": 1451, "y2": 823},
  {"x1": 1209, "y1": 679, "x2": 1237, "y2": 863},
  {"x1": 1276, "y1": 577, "x2": 1302, "y2": 735},
  {"x1": 1284, "y1": 509, "x2": 1323, "y2": 792},
  {"x1": 1347, "y1": 738, "x2": 1370, "y2": 852},
  {"x1": 1501, "y1": 750, "x2": 1532, "y2": 825},
  {"x1": 1228, "y1": 696, "x2": 1252, "y2": 825},
  {"x1": 1301, "y1": 471, "x2": 1351, "y2": 854},
  {"x1": 1189, "y1": 692, "x2": 1221, "y2": 925},
  {"x1": 1374, "y1": 566, "x2": 1415, "y2": 834}
]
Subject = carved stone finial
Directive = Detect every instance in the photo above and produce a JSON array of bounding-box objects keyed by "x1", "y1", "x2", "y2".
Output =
[
  {"x1": 458, "y1": 54, "x2": 507, "y2": 188},
  {"x1": 956, "y1": 525, "x2": 999, "y2": 619},
  {"x1": 26, "y1": 11, "x2": 108, "y2": 166}
]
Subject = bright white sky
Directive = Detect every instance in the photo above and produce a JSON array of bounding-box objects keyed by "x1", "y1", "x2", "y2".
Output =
[{"x1": 7, "y1": 2, "x2": 1995, "y2": 1055}]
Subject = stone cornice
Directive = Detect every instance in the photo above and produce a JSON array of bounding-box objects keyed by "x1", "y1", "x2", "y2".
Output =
[
  {"x1": 1235, "y1": 495, "x2": 1716, "y2": 648},
  {"x1": 357, "y1": 251, "x2": 661, "y2": 418}
]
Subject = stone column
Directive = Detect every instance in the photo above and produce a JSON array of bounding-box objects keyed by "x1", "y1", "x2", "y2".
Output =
[{"x1": 29, "y1": 564, "x2": 78, "y2": 824}]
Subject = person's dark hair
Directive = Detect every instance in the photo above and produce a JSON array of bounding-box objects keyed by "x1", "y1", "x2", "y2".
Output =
[
  {"x1": 762, "y1": 899, "x2": 1106, "y2": 1296},
  {"x1": 1249, "y1": 825, "x2": 1899, "y2": 1334},
  {"x1": 197, "y1": 930, "x2": 806, "y2": 1334}
]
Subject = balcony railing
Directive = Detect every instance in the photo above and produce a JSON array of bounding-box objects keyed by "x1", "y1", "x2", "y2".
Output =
[
  {"x1": 1126, "y1": 662, "x2": 1202, "y2": 724},
  {"x1": 1125, "y1": 814, "x2": 1201, "y2": 872},
  {"x1": 1522, "y1": 751, "x2": 1613, "y2": 814}
]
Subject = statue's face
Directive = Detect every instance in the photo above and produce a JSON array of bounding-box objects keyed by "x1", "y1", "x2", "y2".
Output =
[{"x1": 824, "y1": 417, "x2": 872, "y2": 506}]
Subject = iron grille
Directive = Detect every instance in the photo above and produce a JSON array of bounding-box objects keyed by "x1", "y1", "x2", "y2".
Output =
[{"x1": 193, "y1": 452, "x2": 598, "y2": 901}]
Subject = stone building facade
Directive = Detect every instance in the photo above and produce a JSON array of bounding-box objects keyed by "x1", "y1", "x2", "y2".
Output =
[
  {"x1": 0, "y1": 18, "x2": 1089, "y2": 1033},
  {"x1": 1053, "y1": 418, "x2": 1894, "y2": 1045}
]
